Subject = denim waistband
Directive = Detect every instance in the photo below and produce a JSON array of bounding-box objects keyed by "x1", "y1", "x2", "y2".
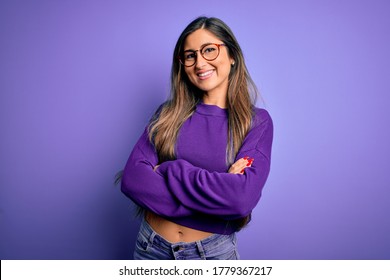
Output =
[{"x1": 138, "y1": 217, "x2": 237, "y2": 259}]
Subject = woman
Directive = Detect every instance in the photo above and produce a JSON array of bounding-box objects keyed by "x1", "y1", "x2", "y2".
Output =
[{"x1": 120, "y1": 16, "x2": 273, "y2": 260}]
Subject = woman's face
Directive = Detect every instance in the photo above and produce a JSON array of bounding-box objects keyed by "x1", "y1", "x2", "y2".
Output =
[{"x1": 183, "y1": 29, "x2": 234, "y2": 98}]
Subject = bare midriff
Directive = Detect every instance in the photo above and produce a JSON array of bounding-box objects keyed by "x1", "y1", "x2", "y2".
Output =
[{"x1": 145, "y1": 211, "x2": 213, "y2": 243}]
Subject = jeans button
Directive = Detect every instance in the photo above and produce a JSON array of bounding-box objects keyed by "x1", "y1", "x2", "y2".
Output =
[{"x1": 173, "y1": 246, "x2": 183, "y2": 252}]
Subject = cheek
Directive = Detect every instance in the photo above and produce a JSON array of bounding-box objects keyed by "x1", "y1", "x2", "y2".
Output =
[
  {"x1": 184, "y1": 69, "x2": 197, "y2": 83},
  {"x1": 217, "y1": 62, "x2": 231, "y2": 77},
  {"x1": 215, "y1": 55, "x2": 232, "y2": 75}
]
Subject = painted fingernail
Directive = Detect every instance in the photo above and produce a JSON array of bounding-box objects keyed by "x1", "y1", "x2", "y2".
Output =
[
  {"x1": 244, "y1": 156, "x2": 249, "y2": 160},
  {"x1": 246, "y1": 162, "x2": 251, "y2": 166},
  {"x1": 240, "y1": 169, "x2": 245, "y2": 173}
]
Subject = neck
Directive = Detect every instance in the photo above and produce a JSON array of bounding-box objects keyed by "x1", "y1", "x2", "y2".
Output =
[{"x1": 202, "y1": 93, "x2": 227, "y2": 109}]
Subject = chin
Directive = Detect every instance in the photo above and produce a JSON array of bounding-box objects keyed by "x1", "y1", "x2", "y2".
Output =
[{"x1": 194, "y1": 82, "x2": 217, "y2": 93}]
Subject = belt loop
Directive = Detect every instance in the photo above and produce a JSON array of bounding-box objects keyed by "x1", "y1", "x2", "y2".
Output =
[
  {"x1": 196, "y1": 241, "x2": 206, "y2": 260},
  {"x1": 231, "y1": 233, "x2": 237, "y2": 245},
  {"x1": 147, "y1": 229, "x2": 156, "y2": 251}
]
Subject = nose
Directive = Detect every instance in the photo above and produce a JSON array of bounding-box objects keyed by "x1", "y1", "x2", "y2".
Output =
[{"x1": 195, "y1": 52, "x2": 207, "y2": 68}]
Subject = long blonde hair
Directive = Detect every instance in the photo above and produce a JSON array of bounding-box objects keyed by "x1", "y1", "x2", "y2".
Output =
[{"x1": 149, "y1": 17, "x2": 258, "y2": 166}]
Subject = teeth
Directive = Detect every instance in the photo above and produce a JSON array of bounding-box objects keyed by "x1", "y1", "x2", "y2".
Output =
[{"x1": 198, "y1": 70, "x2": 213, "y2": 77}]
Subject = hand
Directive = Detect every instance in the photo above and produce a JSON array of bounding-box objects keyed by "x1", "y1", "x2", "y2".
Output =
[{"x1": 228, "y1": 156, "x2": 254, "y2": 174}]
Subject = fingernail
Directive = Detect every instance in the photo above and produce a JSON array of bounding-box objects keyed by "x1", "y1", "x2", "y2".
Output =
[
  {"x1": 240, "y1": 169, "x2": 245, "y2": 173},
  {"x1": 246, "y1": 162, "x2": 251, "y2": 166},
  {"x1": 244, "y1": 156, "x2": 249, "y2": 160}
]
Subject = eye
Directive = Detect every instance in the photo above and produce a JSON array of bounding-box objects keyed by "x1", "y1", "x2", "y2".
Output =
[
  {"x1": 203, "y1": 46, "x2": 217, "y2": 53},
  {"x1": 184, "y1": 52, "x2": 196, "y2": 60}
]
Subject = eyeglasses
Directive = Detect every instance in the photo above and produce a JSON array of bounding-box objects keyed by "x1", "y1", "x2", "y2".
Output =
[{"x1": 179, "y1": 43, "x2": 226, "y2": 67}]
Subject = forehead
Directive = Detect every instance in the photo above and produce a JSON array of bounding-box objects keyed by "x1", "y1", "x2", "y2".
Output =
[{"x1": 183, "y1": 29, "x2": 223, "y2": 50}]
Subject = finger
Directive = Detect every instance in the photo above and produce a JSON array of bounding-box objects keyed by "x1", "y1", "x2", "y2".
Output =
[
  {"x1": 246, "y1": 158, "x2": 254, "y2": 166},
  {"x1": 229, "y1": 158, "x2": 251, "y2": 174},
  {"x1": 241, "y1": 158, "x2": 255, "y2": 174},
  {"x1": 229, "y1": 163, "x2": 246, "y2": 174},
  {"x1": 229, "y1": 159, "x2": 246, "y2": 171}
]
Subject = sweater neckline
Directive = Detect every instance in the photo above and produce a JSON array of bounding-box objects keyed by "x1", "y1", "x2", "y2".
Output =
[{"x1": 196, "y1": 102, "x2": 228, "y2": 117}]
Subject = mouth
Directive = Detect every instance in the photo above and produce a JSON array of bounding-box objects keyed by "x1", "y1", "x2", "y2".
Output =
[{"x1": 196, "y1": 70, "x2": 214, "y2": 80}]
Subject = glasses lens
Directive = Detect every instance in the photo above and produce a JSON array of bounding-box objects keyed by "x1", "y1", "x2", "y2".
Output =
[
  {"x1": 201, "y1": 44, "x2": 219, "y2": 61},
  {"x1": 182, "y1": 51, "x2": 196, "y2": 66}
]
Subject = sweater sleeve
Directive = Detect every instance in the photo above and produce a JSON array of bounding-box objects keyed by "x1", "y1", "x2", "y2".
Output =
[
  {"x1": 121, "y1": 127, "x2": 193, "y2": 218},
  {"x1": 156, "y1": 110, "x2": 273, "y2": 220}
]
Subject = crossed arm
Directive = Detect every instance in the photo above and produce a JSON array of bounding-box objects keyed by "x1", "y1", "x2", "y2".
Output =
[{"x1": 121, "y1": 111, "x2": 273, "y2": 220}]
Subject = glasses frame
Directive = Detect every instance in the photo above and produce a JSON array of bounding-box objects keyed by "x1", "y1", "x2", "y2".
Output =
[{"x1": 179, "y1": 43, "x2": 226, "y2": 67}]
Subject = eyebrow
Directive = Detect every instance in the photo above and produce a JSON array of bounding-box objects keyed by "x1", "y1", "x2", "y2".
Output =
[{"x1": 183, "y1": 42, "x2": 216, "y2": 52}]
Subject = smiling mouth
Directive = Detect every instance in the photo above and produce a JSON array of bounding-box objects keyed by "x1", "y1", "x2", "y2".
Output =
[{"x1": 197, "y1": 70, "x2": 214, "y2": 80}]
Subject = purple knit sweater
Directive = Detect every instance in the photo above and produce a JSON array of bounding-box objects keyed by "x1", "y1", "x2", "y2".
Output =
[{"x1": 121, "y1": 102, "x2": 273, "y2": 234}]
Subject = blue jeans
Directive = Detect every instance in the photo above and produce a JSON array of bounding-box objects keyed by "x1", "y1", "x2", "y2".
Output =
[{"x1": 133, "y1": 218, "x2": 239, "y2": 260}]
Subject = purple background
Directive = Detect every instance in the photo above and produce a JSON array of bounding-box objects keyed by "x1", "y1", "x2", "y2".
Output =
[{"x1": 1, "y1": 0, "x2": 389, "y2": 259}]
